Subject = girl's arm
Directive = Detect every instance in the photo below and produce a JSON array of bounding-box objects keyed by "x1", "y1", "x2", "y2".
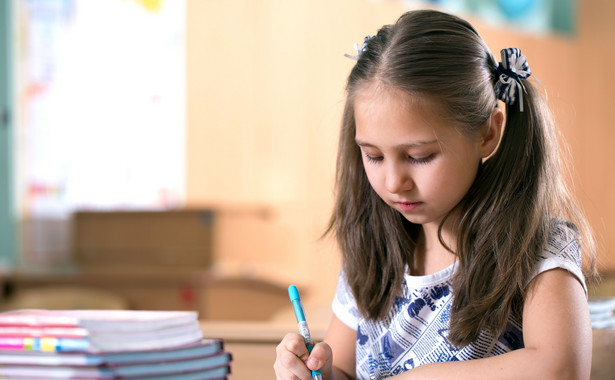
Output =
[
  {"x1": 275, "y1": 315, "x2": 357, "y2": 380},
  {"x1": 398, "y1": 268, "x2": 592, "y2": 380}
]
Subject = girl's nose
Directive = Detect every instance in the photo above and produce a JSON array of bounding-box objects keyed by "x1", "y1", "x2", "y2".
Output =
[{"x1": 385, "y1": 163, "x2": 413, "y2": 193}]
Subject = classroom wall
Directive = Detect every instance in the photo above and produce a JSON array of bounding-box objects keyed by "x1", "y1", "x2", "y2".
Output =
[{"x1": 186, "y1": 0, "x2": 615, "y2": 304}]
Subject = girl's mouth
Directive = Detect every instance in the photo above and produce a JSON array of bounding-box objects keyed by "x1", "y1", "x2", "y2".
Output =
[{"x1": 396, "y1": 202, "x2": 422, "y2": 211}]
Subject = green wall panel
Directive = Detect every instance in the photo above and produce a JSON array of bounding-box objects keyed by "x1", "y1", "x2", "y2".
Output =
[{"x1": 0, "y1": 0, "x2": 16, "y2": 268}]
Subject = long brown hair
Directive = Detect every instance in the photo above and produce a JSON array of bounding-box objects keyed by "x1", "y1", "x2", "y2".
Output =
[{"x1": 327, "y1": 9, "x2": 597, "y2": 347}]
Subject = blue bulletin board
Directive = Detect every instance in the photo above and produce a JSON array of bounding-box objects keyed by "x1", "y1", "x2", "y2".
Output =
[{"x1": 403, "y1": 0, "x2": 576, "y2": 35}]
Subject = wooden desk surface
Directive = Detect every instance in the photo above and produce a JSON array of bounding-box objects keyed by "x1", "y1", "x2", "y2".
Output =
[
  {"x1": 592, "y1": 327, "x2": 615, "y2": 380},
  {"x1": 200, "y1": 320, "x2": 328, "y2": 380}
]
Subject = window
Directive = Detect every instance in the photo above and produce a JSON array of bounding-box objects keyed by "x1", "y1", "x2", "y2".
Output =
[{"x1": 14, "y1": 0, "x2": 186, "y2": 264}]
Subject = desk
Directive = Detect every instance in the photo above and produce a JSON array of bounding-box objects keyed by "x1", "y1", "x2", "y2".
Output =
[
  {"x1": 592, "y1": 327, "x2": 615, "y2": 380},
  {"x1": 200, "y1": 320, "x2": 327, "y2": 379}
]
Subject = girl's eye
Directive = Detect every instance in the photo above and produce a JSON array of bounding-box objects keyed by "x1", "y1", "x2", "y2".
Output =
[
  {"x1": 364, "y1": 153, "x2": 383, "y2": 163},
  {"x1": 364, "y1": 153, "x2": 435, "y2": 165},
  {"x1": 409, "y1": 154, "x2": 434, "y2": 165}
]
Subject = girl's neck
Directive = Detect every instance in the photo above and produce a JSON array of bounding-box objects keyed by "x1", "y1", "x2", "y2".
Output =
[{"x1": 410, "y1": 222, "x2": 457, "y2": 276}]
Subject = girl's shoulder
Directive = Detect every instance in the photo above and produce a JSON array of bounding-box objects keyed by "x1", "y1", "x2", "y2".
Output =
[
  {"x1": 542, "y1": 218, "x2": 582, "y2": 264},
  {"x1": 332, "y1": 270, "x2": 364, "y2": 330},
  {"x1": 532, "y1": 218, "x2": 585, "y2": 292}
]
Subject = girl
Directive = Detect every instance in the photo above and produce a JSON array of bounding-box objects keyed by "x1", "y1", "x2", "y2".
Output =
[{"x1": 274, "y1": 9, "x2": 597, "y2": 380}]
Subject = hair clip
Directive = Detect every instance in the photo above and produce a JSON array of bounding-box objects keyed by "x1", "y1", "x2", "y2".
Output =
[
  {"x1": 494, "y1": 48, "x2": 532, "y2": 112},
  {"x1": 344, "y1": 35, "x2": 374, "y2": 61}
]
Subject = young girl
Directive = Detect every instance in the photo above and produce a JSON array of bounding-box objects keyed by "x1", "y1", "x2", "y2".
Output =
[{"x1": 274, "y1": 9, "x2": 597, "y2": 380}]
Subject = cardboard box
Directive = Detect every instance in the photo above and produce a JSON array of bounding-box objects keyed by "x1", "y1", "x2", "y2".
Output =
[
  {"x1": 72, "y1": 209, "x2": 215, "y2": 268},
  {"x1": 1, "y1": 269, "x2": 292, "y2": 321},
  {"x1": 1, "y1": 268, "x2": 210, "y2": 313}
]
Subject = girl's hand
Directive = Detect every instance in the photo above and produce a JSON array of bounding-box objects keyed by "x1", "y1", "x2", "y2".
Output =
[{"x1": 274, "y1": 332, "x2": 333, "y2": 379}]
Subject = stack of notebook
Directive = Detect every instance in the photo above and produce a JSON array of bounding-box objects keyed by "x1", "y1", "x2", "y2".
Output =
[
  {"x1": 0, "y1": 309, "x2": 231, "y2": 379},
  {"x1": 588, "y1": 296, "x2": 615, "y2": 330}
]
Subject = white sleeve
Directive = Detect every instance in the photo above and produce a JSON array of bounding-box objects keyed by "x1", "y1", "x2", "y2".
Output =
[
  {"x1": 331, "y1": 270, "x2": 361, "y2": 331},
  {"x1": 529, "y1": 219, "x2": 587, "y2": 295}
]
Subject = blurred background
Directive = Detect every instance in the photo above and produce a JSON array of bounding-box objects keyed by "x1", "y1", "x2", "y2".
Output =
[{"x1": 1, "y1": 0, "x2": 614, "y2": 317}]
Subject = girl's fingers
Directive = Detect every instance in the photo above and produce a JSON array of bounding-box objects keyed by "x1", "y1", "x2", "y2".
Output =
[
  {"x1": 273, "y1": 362, "x2": 310, "y2": 380},
  {"x1": 274, "y1": 333, "x2": 313, "y2": 379},
  {"x1": 278, "y1": 332, "x2": 310, "y2": 360},
  {"x1": 307, "y1": 341, "x2": 333, "y2": 373}
]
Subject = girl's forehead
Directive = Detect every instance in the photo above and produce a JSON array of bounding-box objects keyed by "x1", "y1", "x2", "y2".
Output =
[
  {"x1": 354, "y1": 85, "x2": 436, "y2": 140},
  {"x1": 353, "y1": 81, "x2": 471, "y2": 147},
  {"x1": 353, "y1": 81, "x2": 440, "y2": 116}
]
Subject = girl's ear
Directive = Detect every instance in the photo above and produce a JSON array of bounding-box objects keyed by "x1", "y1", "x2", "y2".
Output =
[{"x1": 479, "y1": 107, "x2": 504, "y2": 158}]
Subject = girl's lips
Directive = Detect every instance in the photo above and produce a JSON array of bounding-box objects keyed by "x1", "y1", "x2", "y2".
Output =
[{"x1": 396, "y1": 201, "x2": 422, "y2": 211}]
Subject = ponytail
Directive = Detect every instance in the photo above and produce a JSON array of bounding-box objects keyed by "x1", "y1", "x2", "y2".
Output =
[{"x1": 448, "y1": 80, "x2": 597, "y2": 346}]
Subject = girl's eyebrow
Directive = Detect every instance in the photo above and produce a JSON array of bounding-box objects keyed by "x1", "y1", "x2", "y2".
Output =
[{"x1": 355, "y1": 138, "x2": 439, "y2": 148}]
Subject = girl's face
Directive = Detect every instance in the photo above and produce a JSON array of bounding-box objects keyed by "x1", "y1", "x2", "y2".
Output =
[{"x1": 354, "y1": 83, "x2": 487, "y2": 229}]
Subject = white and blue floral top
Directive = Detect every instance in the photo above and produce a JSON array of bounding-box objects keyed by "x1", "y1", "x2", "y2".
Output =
[{"x1": 332, "y1": 220, "x2": 586, "y2": 380}]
